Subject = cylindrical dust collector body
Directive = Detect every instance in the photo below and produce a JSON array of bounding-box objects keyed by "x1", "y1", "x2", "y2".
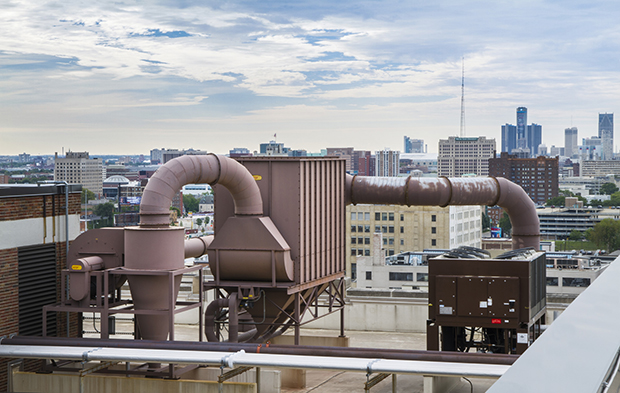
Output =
[{"x1": 124, "y1": 226, "x2": 185, "y2": 340}]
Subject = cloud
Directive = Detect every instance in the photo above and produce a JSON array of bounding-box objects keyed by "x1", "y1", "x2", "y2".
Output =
[{"x1": 2, "y1": 0, "x2": 620, "y2": 154}]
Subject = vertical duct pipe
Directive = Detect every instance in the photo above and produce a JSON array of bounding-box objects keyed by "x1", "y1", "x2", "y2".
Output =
[
  {"x1": 126, "y1": 154, "x2": 263, "y2": 341},
  {"x1": 345, "y1": 175, "x2": 539, "y2": 250}
]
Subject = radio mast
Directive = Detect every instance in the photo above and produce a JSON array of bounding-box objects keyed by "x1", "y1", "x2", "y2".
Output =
[{"x1": 460, "y1": 57, "x2": 465, "y2": 137}]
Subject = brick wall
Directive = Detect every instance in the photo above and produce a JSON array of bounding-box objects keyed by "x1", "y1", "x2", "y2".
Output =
[{"x1": 0, "y1": 190, "x2": 81, "y2": 391}]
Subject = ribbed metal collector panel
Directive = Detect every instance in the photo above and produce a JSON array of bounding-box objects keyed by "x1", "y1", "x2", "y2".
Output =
[
  {"x1": 214, "y1": 157, "x2": 346, "y2": 285},
  {"x1": 18, "y1": 243, "x2": 57, "y2": 336}
]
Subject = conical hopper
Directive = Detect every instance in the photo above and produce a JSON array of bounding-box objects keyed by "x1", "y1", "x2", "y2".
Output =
[{"x1": 124, "y1": 226, "x2": 185, "y2": 341}]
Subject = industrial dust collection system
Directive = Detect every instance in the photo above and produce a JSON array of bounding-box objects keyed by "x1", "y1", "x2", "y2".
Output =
[{"x1": 45, "y1": 154, "x2": 540, "y2": 348}]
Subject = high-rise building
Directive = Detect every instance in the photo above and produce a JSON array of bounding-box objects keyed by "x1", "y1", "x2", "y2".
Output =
[
  {"x1": 501, "y1": 124, "x2": 517, "y2": 153},
  {"x1": 598, "y1": 113, "x2": 613, "y2": 160},
  {"x1": 438, "y1": 136, "x2": 496, "y2": 177},
  {"x1": 404, "y1": 136, "x2": 425, "y2": 153},
  {"x1": 528, "y1": 123, "x2": 542, "y2": 157},
  {"x1": 375, "y1": 149, "x2": 400, "y2": 177},
  {"x1": 54, "y1": 151, "x2": 104, "y2": 197},
  {"x1": 580, "y1": 137, "x2": 602, "y2": 161},
  {"x1": 504, "y1": 108, "x2": 542, "y2": 157},
  {"x1": 517, "y1": 107, "x2": 528, "y2": 149},
  {"x1": 565, "y1": 127, "x2": 578, "y2": 159},
  {"x1": 488, "y1": 152, "x2": 559, "y2": 205}
]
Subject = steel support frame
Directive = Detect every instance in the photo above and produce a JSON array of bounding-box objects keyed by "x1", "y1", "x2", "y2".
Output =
[
  {"x1": 44, "y1": 265, "x2": 204, "y2": 341},
  {"x1": 207, "y1": 277, "x2": 346, "y2": 344}
]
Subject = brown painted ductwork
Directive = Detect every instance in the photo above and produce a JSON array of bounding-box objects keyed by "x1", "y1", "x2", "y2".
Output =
[
  {"x1": 139, "y1": 154, "x2": 263, "y2": 227},
  {"x1": 184, "y1": 236, "x2": 214, "y2": 258},
  {"x1": 345, "y1": 175, "x2": 540, "y2": 250}
]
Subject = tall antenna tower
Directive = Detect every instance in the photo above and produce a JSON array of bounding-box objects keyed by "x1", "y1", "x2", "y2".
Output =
[{"x1": 460, "y1": 57, "x2": 466, "y2": 137}]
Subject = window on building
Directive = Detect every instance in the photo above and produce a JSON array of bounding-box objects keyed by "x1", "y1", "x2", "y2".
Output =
[
  {"x1": 388, "y1": 237, "x2": 394, "y2": 245},
  {"x1": 375, "y1": 212, "x2": 381, "y2": 220},
  {"x1": 431, "y1": 227, "x2": 436, "y2": 234},
  {"x1": 388, "y1": 249, "x2": 395, "y2": 256},
  {"x1": 389, "y1": 226, "x2": 394, "y2": 233},
  {"x1": 351, "y1": 263, "x2": 357, "y2": 281},
  {"x1": 351, "y1": 212, "x2": 357, "y2": 221},
  {"x1": 562, "y1": 277, "x2": 590, "y2": 287},
  {"x1": 431, "y1": 215, "x2": 436, "y2": 222},
  {"x1": 400, "y1": 226, "x2": 404, "y2": 233},
  {"x1": 389, "y1": 272, "x2": 413, "y2": 281},
  {"x1": 366, "y1": 271, "x2": 372, "y2": 280},
  {"x1": 389, "y1": 213, "x2": 394, "y2": 221},
  {"x1": 365, "y1": 212, "x2": 370, "y2": 221},
  {"x1": 546, "y1": 277, "x2": 558, "y2": 286},
  {"x1": 382, "y1": 225, "x2": 388, "y2": 233},
  {"x1": 375, "y1": 225, "x2": 380, "y2": 233},
  {"x1": 351, "y1": 248, "x2": 357, "y2": 256},
  {"x1": 365, "y1": 225, "x2": 370, "y2": 233},
  {"x1": 358, "y1": 225, "x2": 363, "y2": 232},
  {"x1": 364, "y1": 237, "x2": 370, "y2": 245},
  {"x1": 382, "y1": 213, "x2": 388, "y2": 221},
  {"x1": 416, "y1": 273, "x2": 429, "y2": 282},
  {"x1": 383, "y1": 237, "x2": 387, "y2": 245},
  {"x1": 351, "y1": 237, "x2": 357, "y2": 244},
  {"x1": 351, "y1": 225, "x2": 356, "y2": 233},
  {"x1": 400, "y1": 239, "x2": 404, "y2": 245},
  {"x1": 358, "y1": 237, "x2": 363, "y2": 244},
  {"x1": 400, "y1": 214, "x2": 404, "y2": 221},
  {"x1": 364, "y1": 249, "x2": 370, "y2": 256},
  {"x1": 431, "y1": 239, "x2": 437, "y2": 246}
]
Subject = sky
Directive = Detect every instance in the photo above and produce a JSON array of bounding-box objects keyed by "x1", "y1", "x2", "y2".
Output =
[{"x1": 1, "y1": 0, "x2": 620, "y2": 156}]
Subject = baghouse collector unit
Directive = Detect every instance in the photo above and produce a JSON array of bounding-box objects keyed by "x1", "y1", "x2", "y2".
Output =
[{"x1": 47, "y1": 154, "x2": 541, "y2": 349}]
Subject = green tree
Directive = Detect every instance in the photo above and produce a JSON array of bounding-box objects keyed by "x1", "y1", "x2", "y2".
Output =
[
  {"x1": 183, "y1": 194, "x2": 199, "y2": 213},
  {"x1": 93, "y1": 202, "x2": 115, "y2": 228},
  {"x1": 195, "y1": 218, "x2": 203, "y2": 228},
  {"x1": 81, "y1": 188, "x2": 96, "y2": 203},
  {"x1": 499, "y1": 212, "x2": 512, "y2": 237},
  {"x1": 545, "y1": 196, "x2": 565, "y2": 206},
  {"x1": 600, "y1": 182, "x2": 619, "y2": 195},
  {"x1": 586, "y1": 219, "x2": 620, "y2": 252},
  {"x1": 94, "y1": 202, "x2": 115, "y2": 220},
  {"x1": 568, "y1": 230, "x2": 583, "y2": 241}
]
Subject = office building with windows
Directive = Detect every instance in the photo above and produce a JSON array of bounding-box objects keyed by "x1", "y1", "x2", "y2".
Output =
[
  {"x1": 438, "y1": 136, "x2": 496, "y2": 177},
  {"x1": 375, "y1": 149, "x2": 400, "y2": 177},
  {"x1": 488, "y1": 152, "x2": 559, "y2": 205},
  {"x1": 54, "y1": 151, "x2": 104, "y2": 197},
  {"x1": 346, "y1": 204, "x2": 481, "y2": 282},
  {"x1": 599, "y1": 113, "x2": 614, "y2": 160},
  {"x1": 565, "y1": 127, "x2": 578, "y2": 159},
  {"x1": 404, "y1": 136, "x2": 425, "y2": 153}
]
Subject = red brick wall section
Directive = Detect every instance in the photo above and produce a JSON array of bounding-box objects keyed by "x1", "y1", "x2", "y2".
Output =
[
  {"x1": 0, "y1": 248, "x2": 19, "y2": 391},
  {"x1": 0, "y1": 191, "x2": 81, "y2": 391},
  {"x1": 0, "y1": 192, "x2": 81, "y2": 222}
]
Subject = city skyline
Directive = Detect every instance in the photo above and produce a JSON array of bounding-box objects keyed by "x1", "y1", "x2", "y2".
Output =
[{"x1": 1, "y1": 1, "x2": 620, "y2": 155}]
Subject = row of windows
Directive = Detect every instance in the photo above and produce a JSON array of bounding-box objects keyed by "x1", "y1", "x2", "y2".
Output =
[
  {"x1": 546, "y1": 277, "x2": 590, "y2": 287},
  {"x1": 352, "y1": 248, "x2": 396, "y2": 256},
  {"x1": 363, "y1": 272, "x2": 429, "y2": 282}
]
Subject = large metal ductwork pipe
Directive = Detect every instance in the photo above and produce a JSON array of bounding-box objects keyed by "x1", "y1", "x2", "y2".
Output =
[
  {"x1": 345, "y1": 175, "x2": 539, "y2": 250},
  {"x1": 126, "y1": 154, "x2": 270, "y2": 341}
]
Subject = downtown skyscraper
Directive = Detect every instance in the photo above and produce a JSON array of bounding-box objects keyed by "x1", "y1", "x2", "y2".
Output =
[
  {"x1": 501, "y1": 107, "x2": 542, "y2": 157},
  {"x1": 598, "y1": 113, "x2": 614, "y2": 160}
]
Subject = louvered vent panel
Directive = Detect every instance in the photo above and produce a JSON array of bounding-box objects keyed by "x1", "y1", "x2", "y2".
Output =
[{"x1": 18, "y1": 243, "x2": 57, "y2": 336}]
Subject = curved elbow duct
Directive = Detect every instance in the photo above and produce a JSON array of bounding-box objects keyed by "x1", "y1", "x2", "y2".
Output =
[
  {"x1": 345, "y1": 175, "x2": 539, "y2": 250},
  {"x1": 185, "y1": 236, "x2": 214, "y2": 259},
  {"x1": 140, "y1": 154, "x2": 263, "y2": 227}
]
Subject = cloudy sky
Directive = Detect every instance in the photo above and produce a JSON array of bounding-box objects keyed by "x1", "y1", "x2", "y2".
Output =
[{"x1": 1, "y1": 0, "x2": 619, "y2": 156}]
